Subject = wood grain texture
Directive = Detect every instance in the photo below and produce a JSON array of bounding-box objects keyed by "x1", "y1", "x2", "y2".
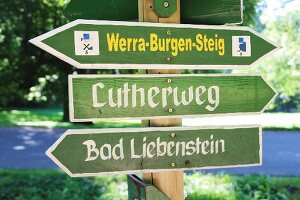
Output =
[
  {"x1": 181, "y1": 0, "x2": 242, "y2": 25},
  {"x1": 141, "y1": 0, "x2": 159, "y2": 22},
  {"x1": 140, "y1": 1, "x2": 183, "y2": 199}
]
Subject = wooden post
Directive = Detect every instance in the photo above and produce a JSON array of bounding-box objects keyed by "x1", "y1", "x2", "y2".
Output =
[{"x1": 139, "y1": 0, "x2": 184, "y2": 199}]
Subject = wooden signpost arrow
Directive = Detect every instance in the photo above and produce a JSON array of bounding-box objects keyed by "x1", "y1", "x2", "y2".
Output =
[
  {"x1": 69, "y1": 74, "x2": 277, "y2": 121},
  {"x1": 29, "y1": 20, "x2": 279, "y2": 69},
  {"x1": 46, "y1": 126, "x2": 262, "y2": 177},
  {"x1": 63, "y1": 0, "x2": 243, "y2": 25}
]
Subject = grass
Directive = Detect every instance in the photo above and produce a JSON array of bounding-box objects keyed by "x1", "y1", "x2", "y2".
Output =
[
  {"x1": 0, "y1": 108, "x2": 299, "y2": 130},
  {"x1": 263, "y1": 126, "x2": 300, "y2": 131},
  {"x1": 0, "y1": 170, "x2": 299, "y2": 200},
  {"x1": 0, "y1": 108, "x2": 141, "y2": 129}
]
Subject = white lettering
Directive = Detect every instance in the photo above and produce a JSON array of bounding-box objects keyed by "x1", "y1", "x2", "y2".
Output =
[{"x1": 83, "y1": 140, "x2": 99, "y2": 161}]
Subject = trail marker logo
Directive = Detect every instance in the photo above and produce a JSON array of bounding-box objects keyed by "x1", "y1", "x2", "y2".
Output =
[
  {"x1": 232, "y1": 36, "x2": 251, "y2": 57},
  {"x1": 74, "y1": 31, "x2": 99, "y2": 55}
]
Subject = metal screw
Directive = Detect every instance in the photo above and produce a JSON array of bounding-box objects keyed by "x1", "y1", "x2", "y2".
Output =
[
  {"x1": 164, "y1": 1, "x2": 169, "y2": 8},
  {"x1": 167, "y1": 30, "x2": 171, "y2": 35},
  {"x1": 166, "y1": 57, "x2": 171, "y2": 62},
  {"x1": 171, "y1": 133, "x2": 176, "y2": 138},
  {"x1": 171, "y1": 162, "x2": 176, "y2": 167},
  {"x1": 167, "y1": 79, "x2": 172, "y2": 83},
  {"x1": 168, "y1": 108, "x2": 173, "y2": 113}
]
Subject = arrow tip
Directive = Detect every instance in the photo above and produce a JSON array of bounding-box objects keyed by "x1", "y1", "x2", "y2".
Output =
[
  {"x1": 28, "y1": 38, "x2": 35, "y2": 45},
  {"x1": 259, "y1": 76, "x2": 278, "y2": 113},
  {"x1": 28, "y1": 36, "x2": 41, "y2": 48}
]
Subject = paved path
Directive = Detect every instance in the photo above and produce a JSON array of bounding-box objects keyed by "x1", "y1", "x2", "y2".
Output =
[{"x1": 0, "y1": 127, "x2": 299, "y2": 176}]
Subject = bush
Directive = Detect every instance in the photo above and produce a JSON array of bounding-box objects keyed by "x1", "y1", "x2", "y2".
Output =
[
  {"x1": 185, "y1": 173, "x2": 300, "y2": 200},
  {"x1": 1, "y1": 170, "x2": 300, "y2": 200},
  {"x1": 0, "y1": 170, "x2": 126, "y2": 200}
]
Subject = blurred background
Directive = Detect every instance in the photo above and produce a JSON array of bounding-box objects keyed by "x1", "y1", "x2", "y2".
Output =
[{"x1": 0, "y1": 0, "x2": 299, "y2": 199}]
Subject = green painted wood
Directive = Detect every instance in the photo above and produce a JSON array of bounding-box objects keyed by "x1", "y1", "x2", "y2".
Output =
[
  {"x1": 29, "y1": 20, "x2": 279, "y2": 69},
  {"x1": 146, "y1": 186, "x2": 170, "y2": 200},
  {"x1": 46, "y1": 126, "x2": 262, "y2": 177},
  {"x1": 69, "y1": 74, "x2": 276, "y2": 121},
  {"x1": 128, "y1": 175, "x2": 147, "y2": 200},
  {"x1": 153, "y1": 0, "x2": 177, "y2": 18},
  {"x1": 127, "y1": 174, "x2": 169, "y2": 200},
  {"x1": 64, "y1": 0, "x2": 138, "y2": 22},
  {"x1": 181, "y1": 0, "x2": 242, "y2": 25},
  {"x1": 63, "y1": 0, "x2": 242, "y2": 25}
]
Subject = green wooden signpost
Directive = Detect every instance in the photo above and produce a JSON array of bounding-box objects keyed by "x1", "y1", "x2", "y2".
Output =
[
  {"x1": 46, "y1": 126, "x2": 262, "y2": 177},
  {"x1": 69, "y1": 74, "x2": 277, "y2": 122},
  {"x1": 64, "y1": 0, "x2": 242, "y2": 25},
  {"x1": 29, "y1": 20, "x2": 279, "y2": 69},
  {"x1": 28, "y1": 0, "x2": 281, "y2": 198}
]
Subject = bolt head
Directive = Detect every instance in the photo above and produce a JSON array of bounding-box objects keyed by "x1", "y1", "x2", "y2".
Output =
[
  {"x1": 171, "y1": 133, "x2": 176, "y2": 138},
  {"x1": 166, "y1": 57, "x2": 171, "y2": 62},
  {"x1": 167, "y1": 79, "x2": 172, "y2": 83},
  {"x1": 171, "y1": 162, "x2": 176, "y2": 167},
  {"x1": 168, "y1": 108, "x2": 173, "y2": 113},
  {"x1": 164, "y1": 1, "x2": 169, "y2": 8}
]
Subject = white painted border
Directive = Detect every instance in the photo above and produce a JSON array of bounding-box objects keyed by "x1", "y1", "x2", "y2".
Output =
[
  {"x1": 46, "y1": 125, "x2": 262, "y2": 177},
  {"x1": 68, "y1": 73, "x2": 277, "y2": 122},
  {"x1": 240, "y1": 0, "x2": 244, "y2": 24},
  {"x1": 29, "y1": 19, "x2": 280, "y2": 69}
]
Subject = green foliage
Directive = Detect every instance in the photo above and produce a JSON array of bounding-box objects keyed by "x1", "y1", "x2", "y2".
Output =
[
  {"x1": 0, "y1": 0, "x2": 67, "y2": 107},
  {"x1": 233, "y1": 175, "x2": 299, "y2": 200},
  {"x1": 0, "y1": 170, "x2": 128, "y2": 200},
  {"x1": 185, "y1": 173, "x2": 300, "y2": 200},
  {"x1": 256, "y1": 11, "x2": 300, "y2": 111},
  {"x1": 185, "y1": 173, "x2": 235, "y2": 200},
  {"x1": 243, "y1": 0, "x2": 266, "y2": 30},
  {"x1": 0, "y1": 170, "x2": 104, "y2": 200}
]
